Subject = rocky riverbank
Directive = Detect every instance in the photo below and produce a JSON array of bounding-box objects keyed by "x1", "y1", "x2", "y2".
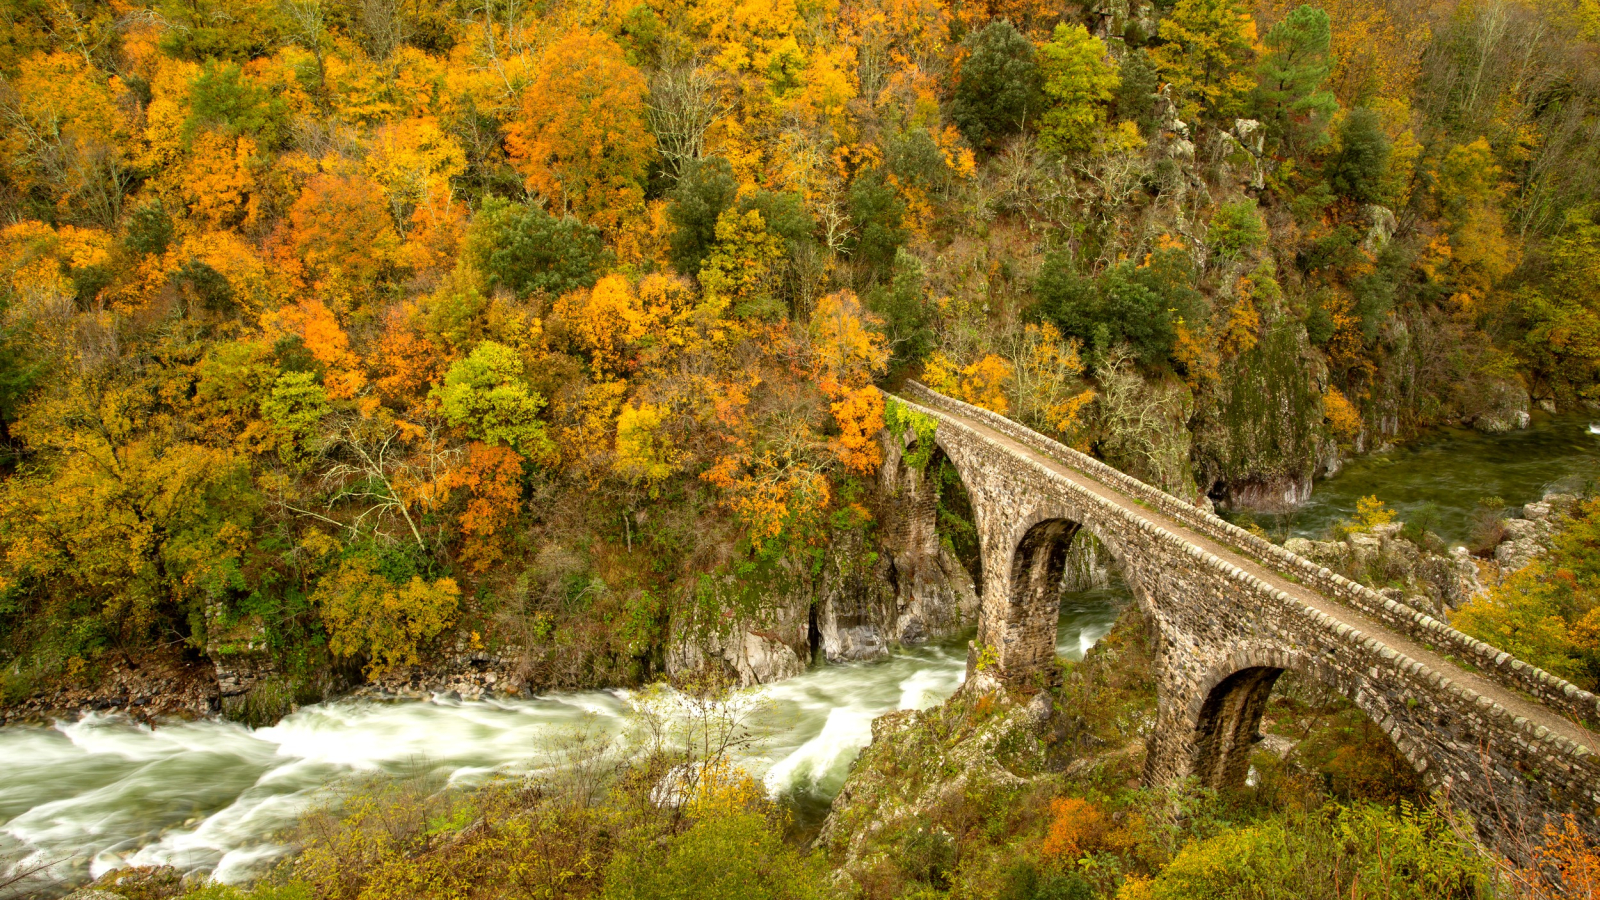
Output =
[
  {"x1": 1282, "y1": 491, "x2": 1581, "y2": 618},
  {"x1": 0, "y1": 649, "x2": 220, "y2": 726}
]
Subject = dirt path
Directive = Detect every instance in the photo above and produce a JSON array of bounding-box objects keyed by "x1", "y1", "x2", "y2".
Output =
[{"x1": 948, "y1": 409, "x2": 1599, "y2": 754}]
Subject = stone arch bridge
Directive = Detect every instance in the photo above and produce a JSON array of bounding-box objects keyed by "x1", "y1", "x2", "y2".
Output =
[{"x1": 880, "y1": 382, "x2": 1600, "y2": 851}]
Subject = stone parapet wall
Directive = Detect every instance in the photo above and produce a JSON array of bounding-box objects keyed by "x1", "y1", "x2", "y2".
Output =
[{"x1": 896, "y1": 382, "x2": 1600, "y2": 733}]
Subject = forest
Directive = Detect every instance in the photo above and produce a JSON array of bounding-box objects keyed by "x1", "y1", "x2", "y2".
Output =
[
  {"x1": 2, "y1": 0, "x2": 1600, "y2": 893},
  {"x1": 4, "y1": 0, "x2": 1600, "y2": 713}
]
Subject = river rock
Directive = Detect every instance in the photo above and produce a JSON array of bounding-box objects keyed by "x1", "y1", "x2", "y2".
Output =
[
  {"x1": 1470, "y1": 380, "x2": 1531, "y2": 433},
  {"x1": 84, "y1": 864, "x2": 184, "y2": 900},
  {"x1": 667, "y1": 616, "x2": 808, "y2": 687},
  {"x1": 1284, "y1": 523, "x2": 1481, "y2": 613}
]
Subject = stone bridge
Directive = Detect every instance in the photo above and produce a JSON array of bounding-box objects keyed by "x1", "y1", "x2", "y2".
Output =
[{"x1": 880, "y1": 382, "x2": 1600, "y2": 852}]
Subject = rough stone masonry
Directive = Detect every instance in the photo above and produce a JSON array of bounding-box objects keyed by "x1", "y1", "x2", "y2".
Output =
[{"x1": 882, "y1": 382, "x2": 1600, "y2": 857}]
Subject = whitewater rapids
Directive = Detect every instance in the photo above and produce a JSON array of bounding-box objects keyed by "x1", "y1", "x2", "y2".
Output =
[{"x1": 0, "y1": 587, "x2": 1124, "y2": 889}]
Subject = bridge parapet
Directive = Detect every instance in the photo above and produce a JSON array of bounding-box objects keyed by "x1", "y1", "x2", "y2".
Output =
[{"x1": 896, "y1": 381, "x2": 1600, "y2": 736}]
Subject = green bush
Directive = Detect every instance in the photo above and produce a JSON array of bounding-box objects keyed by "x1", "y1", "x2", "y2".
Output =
[{"x1": 603, "y1": 810, "x2": 836, "y2": 900}]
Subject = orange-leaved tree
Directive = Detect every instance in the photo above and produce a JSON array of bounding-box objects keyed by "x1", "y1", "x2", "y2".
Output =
[
  {"x1": 810, "y1": 290, "x2": 890, "y2": 474},
  {"x1": 289, "y1": 172, "x2": 402, "y2": 311},
  {"x1": 506, "y1": 31, "x2": 655, "y2": 234},
  {"x1": 447, "y1": 441, "x2": 525, "y2": 573}
]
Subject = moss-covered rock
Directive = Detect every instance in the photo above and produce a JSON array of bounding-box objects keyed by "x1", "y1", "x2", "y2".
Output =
[{"x1": 1192, "y1": 318, "x2": 1326, "y2": 511}]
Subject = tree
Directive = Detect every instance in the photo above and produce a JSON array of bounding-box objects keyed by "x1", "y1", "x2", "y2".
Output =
[
  {"x1": 557, "y1": 274, "x2": 646, "y2": 374},
  {"x1": 924, "y1": 352, "x2": 1014, "y2": 413},
  {"x1": 649, "y1": 65, "x2": 728, "y2": 180},
  {"x1": 1033, "y1": 249, "x2": 1193, "y2": 365},
  {"x1": 1327, "y1": 107, "x2": 1391, "y2": 205},
  {"x1": 1037, "y1": 24, "x2": 1120, "y2": 155},
  {"x1": 1517, "y1": 206, "x2": 1600, "y2": 394},
  {"x1": 184, "y1": 61, "x2": 289, "y2": 149},
  {"x1": 1150, "y1": 0, "x2": 1258, "y2": 121},
  {"x1": 289, "y1": 173, "x2": 402, "y2": 308},
  {"x1": 845, "y1": 169, "x2": 908, "y2": 281},
  {"x1": 464, "y1": 198, "x2": 612, "y2": 299},
  {"x1": 1253, "y1": 5, "x2": 1337, "y2": 154},
  {"x1": 448, "y1": 442, "x2": 525, "y2": 572},
  {"x1": 1, "y1": 372, "x2": 255, "y2": 650},
  {"x1": 314, "y1": 551, "x2": 460, "y2": 678},
  {"x1": 951, "y1": 20, "x2": 1043, "y2": 152},
  {"x1": 668, "y1": 156, "x2": 740, "y2": 277},
  {"x1": 699, "y1": 208, "x2": 786, "y2": 318},
  {"x1": 1436, "y1": 138, "x2": 1516, "y2": 300},
  {"x1": 259, "y1": 371, "x2": 330, "y2": 469},
  {"x1": 434, "y1": 341, "x2": 557, "y2": 462},
  {"x1": 1454, "y1": 498, "x2": 1600, "y2": 691},
  {"x1": 505, "y1": 30, "x2": 656, "y2": 233},
  {"x1": 1113, "y1": 49, "x2": 1159, "y2": 135},
  {"x1": 811, "y1": 290, "x2": 890, "y2": 474},
  {"x1": 614, "y1": 401, "x2": 681, "y2": 493}
]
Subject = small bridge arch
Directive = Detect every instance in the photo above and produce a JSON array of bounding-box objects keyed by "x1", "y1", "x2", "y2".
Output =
[
  {"x1": 1184, "y1": 647, "x2": 1434, "y2": 793},
  {"x1": 884, "y1": 422, "x2": 1135, "y2": 684}
]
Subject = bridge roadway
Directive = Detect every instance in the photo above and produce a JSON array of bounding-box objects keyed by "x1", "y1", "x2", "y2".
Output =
[{"x1": 880, "y1": 383, "x2": 1600, "y2": 851}]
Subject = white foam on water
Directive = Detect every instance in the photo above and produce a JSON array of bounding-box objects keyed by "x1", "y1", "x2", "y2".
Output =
[
  {"x1": 761, "y1": 705, "x2": 876, "y2": 796},
  {"x1": 0, "y1": 587, "x2": 1128, "y2": 890}
]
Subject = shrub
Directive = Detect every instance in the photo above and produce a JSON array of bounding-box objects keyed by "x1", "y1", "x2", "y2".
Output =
[
  {"x1": 603, "y1": 809, "x2": 835, "y2": 900},
  {"x1": 1208, "y1": 200, "x2": 1268, "y2": 262}
]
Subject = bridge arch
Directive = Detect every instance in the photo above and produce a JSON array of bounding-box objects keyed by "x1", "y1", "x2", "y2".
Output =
[
  {"x1": 971, "y1": 506, "x2": 1137, "y2": 685},
  {"x1": 1183, "y1": 647, "x2": 1435, "y2": 794}
]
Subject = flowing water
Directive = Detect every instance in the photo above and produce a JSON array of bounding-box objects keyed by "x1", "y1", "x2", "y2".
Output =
[
  {"x1": 1245, "y1": 413, "x2": 1600, "y2": 545},
  {"x1": 0, "y1": 587, "x2": 1127, "y2": 891}
]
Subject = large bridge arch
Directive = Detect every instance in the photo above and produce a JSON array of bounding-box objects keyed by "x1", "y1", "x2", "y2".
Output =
[
  {"x1": 973, "y1": 504, "x2": 1141, "y2": 688},
  {"x1": 883, "y1": 423, "x2": 1137, "y2": 681},
  {"x1": 1181, "y1": 647, "x2": 1436, "y2": 793}
]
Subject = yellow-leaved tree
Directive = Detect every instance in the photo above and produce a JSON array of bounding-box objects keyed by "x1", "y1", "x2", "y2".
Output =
[
  {"x1": 314, "y1": 553, "x2": 460, "y2": 677},
  {"x1": 811, "y1": 290, "x2": 890, "y2": 475},
  {"x1": 1037, "y1": 24, "x2": 1120, "y2": 155},
  {"x1": 1151, "y1": 0, "x2": 1258, "y2": 121}
]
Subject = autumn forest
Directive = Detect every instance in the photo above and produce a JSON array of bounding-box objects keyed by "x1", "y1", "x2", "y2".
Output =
[{"x1": 3, "y1": 0, "x2": 1600, "y2": 893}]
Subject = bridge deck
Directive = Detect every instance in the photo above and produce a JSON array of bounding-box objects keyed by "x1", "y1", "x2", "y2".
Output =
[{"x1": 942, "y1": 404, "x2": 1600, "y2": 755}]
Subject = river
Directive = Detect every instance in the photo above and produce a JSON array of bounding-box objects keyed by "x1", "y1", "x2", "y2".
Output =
[
  {"x1": 0, "y1": 590, "x2": 1125, "y2": 890},
  {"x1": 1246, "y1": 413, "x2": 1600, "y2": 544},
  {"x1": 4, "y1": 413, "x2": 1596, "y2": 893}
]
